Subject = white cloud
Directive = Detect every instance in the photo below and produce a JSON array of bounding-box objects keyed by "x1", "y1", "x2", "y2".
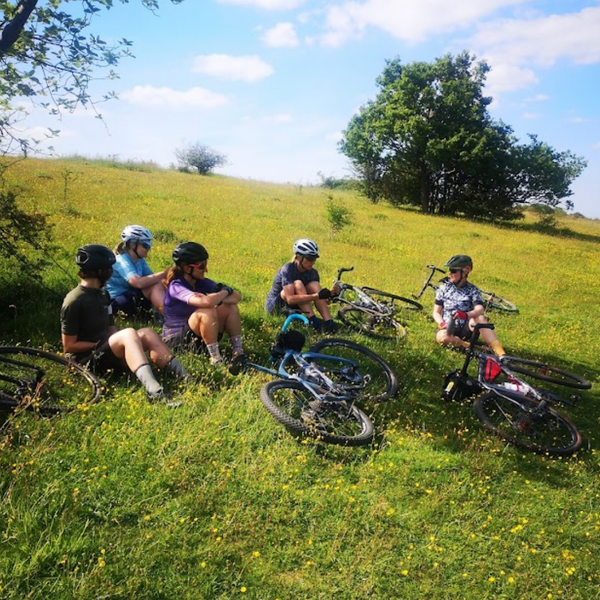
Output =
[
  {"x1": 317, "y1": 0, "x2": 531, "y2": 47},
  {"x1": 521, "y1": 112, "x2": 539, "y2": 120},
  {"x1": 261, "y1": 22, "x2": 299, "y2": 47},
  {"x1": 121, "y1": 86, "x2": 229, "y2": 109},
  {"x1": 470, "y1": 7, "x2": 600, "y2": 69},
  {"x1": 192, "y1": 54, "x2": 274, "y2": 82},
  {"x1": 522, "y1": 94, "x2": 549, "y2": 103},
  {"x1": 470, "y1": 6, "x2": 600, "y2": 95},
  {"x1": 218, "y1": 0, "x2": 306, "y2": 9}
]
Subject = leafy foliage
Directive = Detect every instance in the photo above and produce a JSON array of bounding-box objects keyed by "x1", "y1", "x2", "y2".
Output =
[
  {"x1": 174, "y1": 142, "x2": 228, "y2": 175},
  {"x1": 0, "y1": 0, "x2": 184, "y2": 155},
  {"x1": 340, "y1": 52, "x2": 586, "y2": 220},
  {"x1": 325, "y1": 196, "x2": 353, "y2": 236}
]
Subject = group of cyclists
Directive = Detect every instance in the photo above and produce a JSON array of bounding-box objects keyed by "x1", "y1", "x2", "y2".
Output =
[{"x1": 60, "y1": 225, "x2": 505, "y2": 405}]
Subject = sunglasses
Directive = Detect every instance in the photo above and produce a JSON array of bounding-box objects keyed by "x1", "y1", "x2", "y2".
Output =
[
  {"x1": 139, "y1": 242, "x2": 151, "y2": 250},
  {"x1": 188, "y1": 261, "x2": 207, "y2": 270},
  {"x1": 449, "y1": 268, "x2": 464, "y2": 274}
]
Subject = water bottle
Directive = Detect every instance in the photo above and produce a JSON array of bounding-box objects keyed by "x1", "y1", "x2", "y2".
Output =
[{"x1": 503, "y1": 381, "x2": 522, "y2": 393}]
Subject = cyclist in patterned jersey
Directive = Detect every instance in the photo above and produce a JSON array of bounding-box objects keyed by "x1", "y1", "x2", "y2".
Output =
[
  {"x1": 105, "y1": 225, "x2": 168, "y2": 317},
  {"x1": 433, "y1": 254, "x2": 505, "y2": 357},
  {"x1": 60, "y1": 244, "x2": 189, "y2": 406},
  {"x1": 265, "y1": 238, "x2": 337, "y2": 333},
  {"x1": 162, "y1": 242, "x2": 244, "y2": 365}
]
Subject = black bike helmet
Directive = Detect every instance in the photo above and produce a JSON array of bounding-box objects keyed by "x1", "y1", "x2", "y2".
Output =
[
  {"x1": 172, "y1": 242, "x2": 209, "y2": 265},
  {"x1": 76, "y1": 244, "x2": 116, "y2": 270},
  {"x1": 445, "y1": 254, "x2": 473, "y2": 271}
]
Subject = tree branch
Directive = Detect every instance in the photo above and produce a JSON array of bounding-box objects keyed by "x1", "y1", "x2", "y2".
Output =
[{"x1": 0, "y1": 0, "x2": 39, "y2": 56}]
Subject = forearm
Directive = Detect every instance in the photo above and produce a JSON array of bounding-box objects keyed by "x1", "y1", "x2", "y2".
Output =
[{"x1": 128, "y1": 271, "x2": 166, "y2": 290}]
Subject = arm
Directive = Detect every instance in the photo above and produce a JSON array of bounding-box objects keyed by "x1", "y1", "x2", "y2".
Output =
[
  {"x1": 433, "y1": 303, "x2": 445, "y2": 327},
  {"x1": 127, "y1": 268, "x2": 169, "y2": 290},
  {"x1": 281, "y1": 282, "x2": 328, "y2": 305},
  {"x1": 61, "y1": 333, "x2": 97, "y2": 354}
]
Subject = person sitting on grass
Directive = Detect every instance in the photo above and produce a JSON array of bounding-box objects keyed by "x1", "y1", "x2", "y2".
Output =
[
  {"x1": 432, "y1": 254, "x2": 506, "y2": 357},
  {"x1": 265, "y1": 238, "x2": 338, "y2": 333},
  {"x1": 105, "y1": 225, "x2": 168, "y2": 318},
  {"x1": 162, "y1": 242, "x2": 244, "y2": 366},
  {"x1": 60, "y1": 244, "x2": 189, "y2": 406}
]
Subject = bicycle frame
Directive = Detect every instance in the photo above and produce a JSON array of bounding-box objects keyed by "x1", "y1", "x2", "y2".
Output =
[
  {"x1": 239, "y1": 313, "x2": 369, "y2": 403},
  {"x1": 333, "y1": 267, "x2": 395, "y2": 316},
  {"x1": 413, "y1": 264, "x2": 446, "y2": 300},
  {"x1": 454, "y1": 324, "x2": 576, "y2": 410}
]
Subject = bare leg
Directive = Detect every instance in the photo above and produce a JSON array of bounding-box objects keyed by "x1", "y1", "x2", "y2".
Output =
[
  {"x1": 306, "y1": 281, "x2": 333, "y2": 321},
  {"x1": 142, "y1": 282, "x2": 166, "y2": 313},
  {"x1": 188, "y1": 308, "x2": 220, "y2": 345},
  {"x1": 217, "y1": 303, "x2": 242, "y2": 337}
]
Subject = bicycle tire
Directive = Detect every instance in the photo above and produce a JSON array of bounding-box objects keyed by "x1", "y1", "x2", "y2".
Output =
[
  {"x1": 500, "y1": 356, "x2": 591, "y2": 390},
  {"x1": 308, "y1": 338, "x2": 398, "y2": 402},
  {"x1": 338, "y1": 306, "x2": 407, "y2": 341},
  {"x1": 473, "y1": 391, "x2": 582, "y2": 456},
  {"x1": 259, "y1": 379, "x2": 374, "y2": 446},
  {"x1": 480, "y1": 291, "x2": 518, "y2": 313},
  {"x1": 0, "y1": 347, "x2": 102, "y2": 415},
  {"x1": 360, "y1": 287, "x2": 424, "y2": 311}
]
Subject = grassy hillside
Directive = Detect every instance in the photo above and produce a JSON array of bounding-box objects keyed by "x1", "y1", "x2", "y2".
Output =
[{"x1": 1, "y1": 158, "x2": 599, "y2": 599}]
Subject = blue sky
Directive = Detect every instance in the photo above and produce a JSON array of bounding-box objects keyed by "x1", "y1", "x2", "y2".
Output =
[{"x1": 26, "y1": 0, "x2": 600, "y2": 217}]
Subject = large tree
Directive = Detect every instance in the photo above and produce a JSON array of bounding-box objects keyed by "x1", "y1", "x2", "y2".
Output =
[
  {"x1": 0, "y1": 0, "x2": 183, "y2": 155},
  {"x1": 340, "y1": 52, "x2": 586, "y2": 220}
]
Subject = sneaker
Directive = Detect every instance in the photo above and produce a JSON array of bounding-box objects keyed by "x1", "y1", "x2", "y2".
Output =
[
  {"x1": 308, "y1": 315, "x2": 323, "y2": 332},
  {"x1": 323, "y1": 319, "x2": 338, "y2": 334},
  {"x1": 210, "y1": 357, "x2": 224, "y2": 366},
  {"x1": 228, "y1": 353, "x2": 248, "y2": 376},
  {"x1": 147, "y1": 388, "x2": 182, "y2": 409}
]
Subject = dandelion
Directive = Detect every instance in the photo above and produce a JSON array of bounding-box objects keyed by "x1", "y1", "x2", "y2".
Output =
[{"x1": 241, "y1": 587, "x2": 247, "y2": 593}]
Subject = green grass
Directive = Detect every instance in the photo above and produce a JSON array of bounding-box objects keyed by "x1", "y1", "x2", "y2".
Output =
[{"x1": 1, "y1": 158, "x2": 599, "y2": 599}]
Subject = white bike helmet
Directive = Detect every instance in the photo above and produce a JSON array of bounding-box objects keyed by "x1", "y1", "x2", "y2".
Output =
[
  {"x1": 293, "y1": 238, "x2": 319, "y2": 259},
  {"x1": 121, "y1": 225, "x2": 153, "y2": 248}
]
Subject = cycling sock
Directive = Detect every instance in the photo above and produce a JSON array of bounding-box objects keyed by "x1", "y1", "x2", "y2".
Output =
[
  {"x1": 134, "y1": 363, "x2": 163, "y2": 395},
  {"x1": 165, "y1": 356, "x2": 189, "y2": 379},
  {"x1": 490, "y1": 340, "x2": 506, "y2": 357},
  {"x1": 230, "y1": 335, "x2": 243, "y2": 356},
  {"x1": 308, "y1": 315, "x2": 323, "y2": 332},
  {"x1": 207, "y1": 342, "x2": 223, "y2": 364}
]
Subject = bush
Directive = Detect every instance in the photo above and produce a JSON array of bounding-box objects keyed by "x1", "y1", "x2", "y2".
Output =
[
  {"x1": 326, "y1": 197, "x2": 353, "y2": 236},
  {"x1": 174, "y1": 143, "x2": 228, "y2": 175}
]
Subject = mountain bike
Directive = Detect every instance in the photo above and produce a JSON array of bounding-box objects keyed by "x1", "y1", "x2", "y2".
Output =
[
  {"x1": 229, "y1": 314, "x2": 399, "y2": 446},
  {"x1": 332, "y1": 266, "x2": 423, "y2": 341},
  {"x1": 442, "y1": 324, "x2": 591, "y2": 456},
  {"x1": 413, "y1": 264, "x2": 518, "y2": 312},
  {"x1": 0, "y1": 346, "x2": 103, "y2": 416}
]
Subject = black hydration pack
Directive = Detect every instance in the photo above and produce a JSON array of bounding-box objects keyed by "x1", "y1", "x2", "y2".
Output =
[{"x1": 441, "y1": 370, "x2": 482, "y2": 402}]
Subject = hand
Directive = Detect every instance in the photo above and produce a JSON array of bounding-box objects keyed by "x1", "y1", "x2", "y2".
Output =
[
  {"x1": 453, "y1": 310, "x2": 468, "y2": 320},
  {"x1": 214, "y1": 283, "x2": 234, "y2": 295},
  {"x1": 318, "y1": 288, "x2": 332, "y2": 300}
]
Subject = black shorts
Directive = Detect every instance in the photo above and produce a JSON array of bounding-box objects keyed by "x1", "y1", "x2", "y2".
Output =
[{"x1": 73, "y1": 340, "x2": 126, "y2": 373}]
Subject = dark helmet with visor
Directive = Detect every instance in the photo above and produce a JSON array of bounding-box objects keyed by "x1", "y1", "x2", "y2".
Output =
[
  {"x1": 172, "y1": 242, "x2": 209, "y2": 265},
  {"x1": 445, "y1": 254, "x2": 473, "y2": 272},
  {"x1": 76, "y1": 244, "x2": 116, "y2": 271}
]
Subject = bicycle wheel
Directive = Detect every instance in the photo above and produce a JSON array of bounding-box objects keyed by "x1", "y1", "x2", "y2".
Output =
[
  {"x1": 473, "y1": 391, "x2": 582, "y2": 456},
  {"x1": 500, "y1": 356, "x2": 591, "y2": 389},
  {"x1": 260, "y1": 379, "x2": 374, "y2": 446},
  {"x1": 480, "y1": 291, "x2": 518, "y2": 313},
  {"x1": 338, "y1": 306, "x2": 407, "y2": 341},
  {"x1": 0, "y1": 347, "x2": 102, "y2": 415},
  {"x1": 360, "y1": 287, "x2": 423, "y2": 311},
  {"x1": 307, "y1": 338, "x2": 398, "y2": 402}
]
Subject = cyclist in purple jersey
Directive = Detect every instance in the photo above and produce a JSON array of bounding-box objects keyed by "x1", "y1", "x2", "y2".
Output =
[
  {"x1": 433, "y1": 254, "x2": 505, "y2": 357},
  {"x1": 162, "y1": 242, "x2": 244, "y2": 365}
]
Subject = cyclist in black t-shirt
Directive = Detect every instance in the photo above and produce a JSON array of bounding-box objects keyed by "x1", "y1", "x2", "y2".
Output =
[{"x1": 265, "y1": 238, "x2": 337, "y2": 333}]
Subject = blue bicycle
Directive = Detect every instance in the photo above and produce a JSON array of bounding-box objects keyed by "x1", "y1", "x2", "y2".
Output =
[{"x1": 230, "y1": 314, "x2": 398, "y2": 446}]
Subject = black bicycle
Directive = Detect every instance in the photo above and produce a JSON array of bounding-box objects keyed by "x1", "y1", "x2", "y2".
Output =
[
  {"x1": 414, "y1": 264, "x2": 518, "y2": 312},
  {"x1": 230, "y1": 314, "x2": 398, "y2": 446},
  {"x1": 332, "y1": 266, "x2": 423, "y2": 341},
  {"x1": 0, "y1": 346, "x2": 103, "y2": 416},
  {"x1": 442, "y1": 324, "x2": 591, "y2": 456}
]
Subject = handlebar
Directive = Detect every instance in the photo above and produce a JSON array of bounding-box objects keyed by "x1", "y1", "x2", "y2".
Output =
[
  {"x1": 336, "y1": 266, "x2": 354, "y2": 280},
  {"x1": 427, "y1": 264, "x2": 446, "y2": 274},
  {"x1": 281, "y1": 313, "x2": 309, "y2": 332}
]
